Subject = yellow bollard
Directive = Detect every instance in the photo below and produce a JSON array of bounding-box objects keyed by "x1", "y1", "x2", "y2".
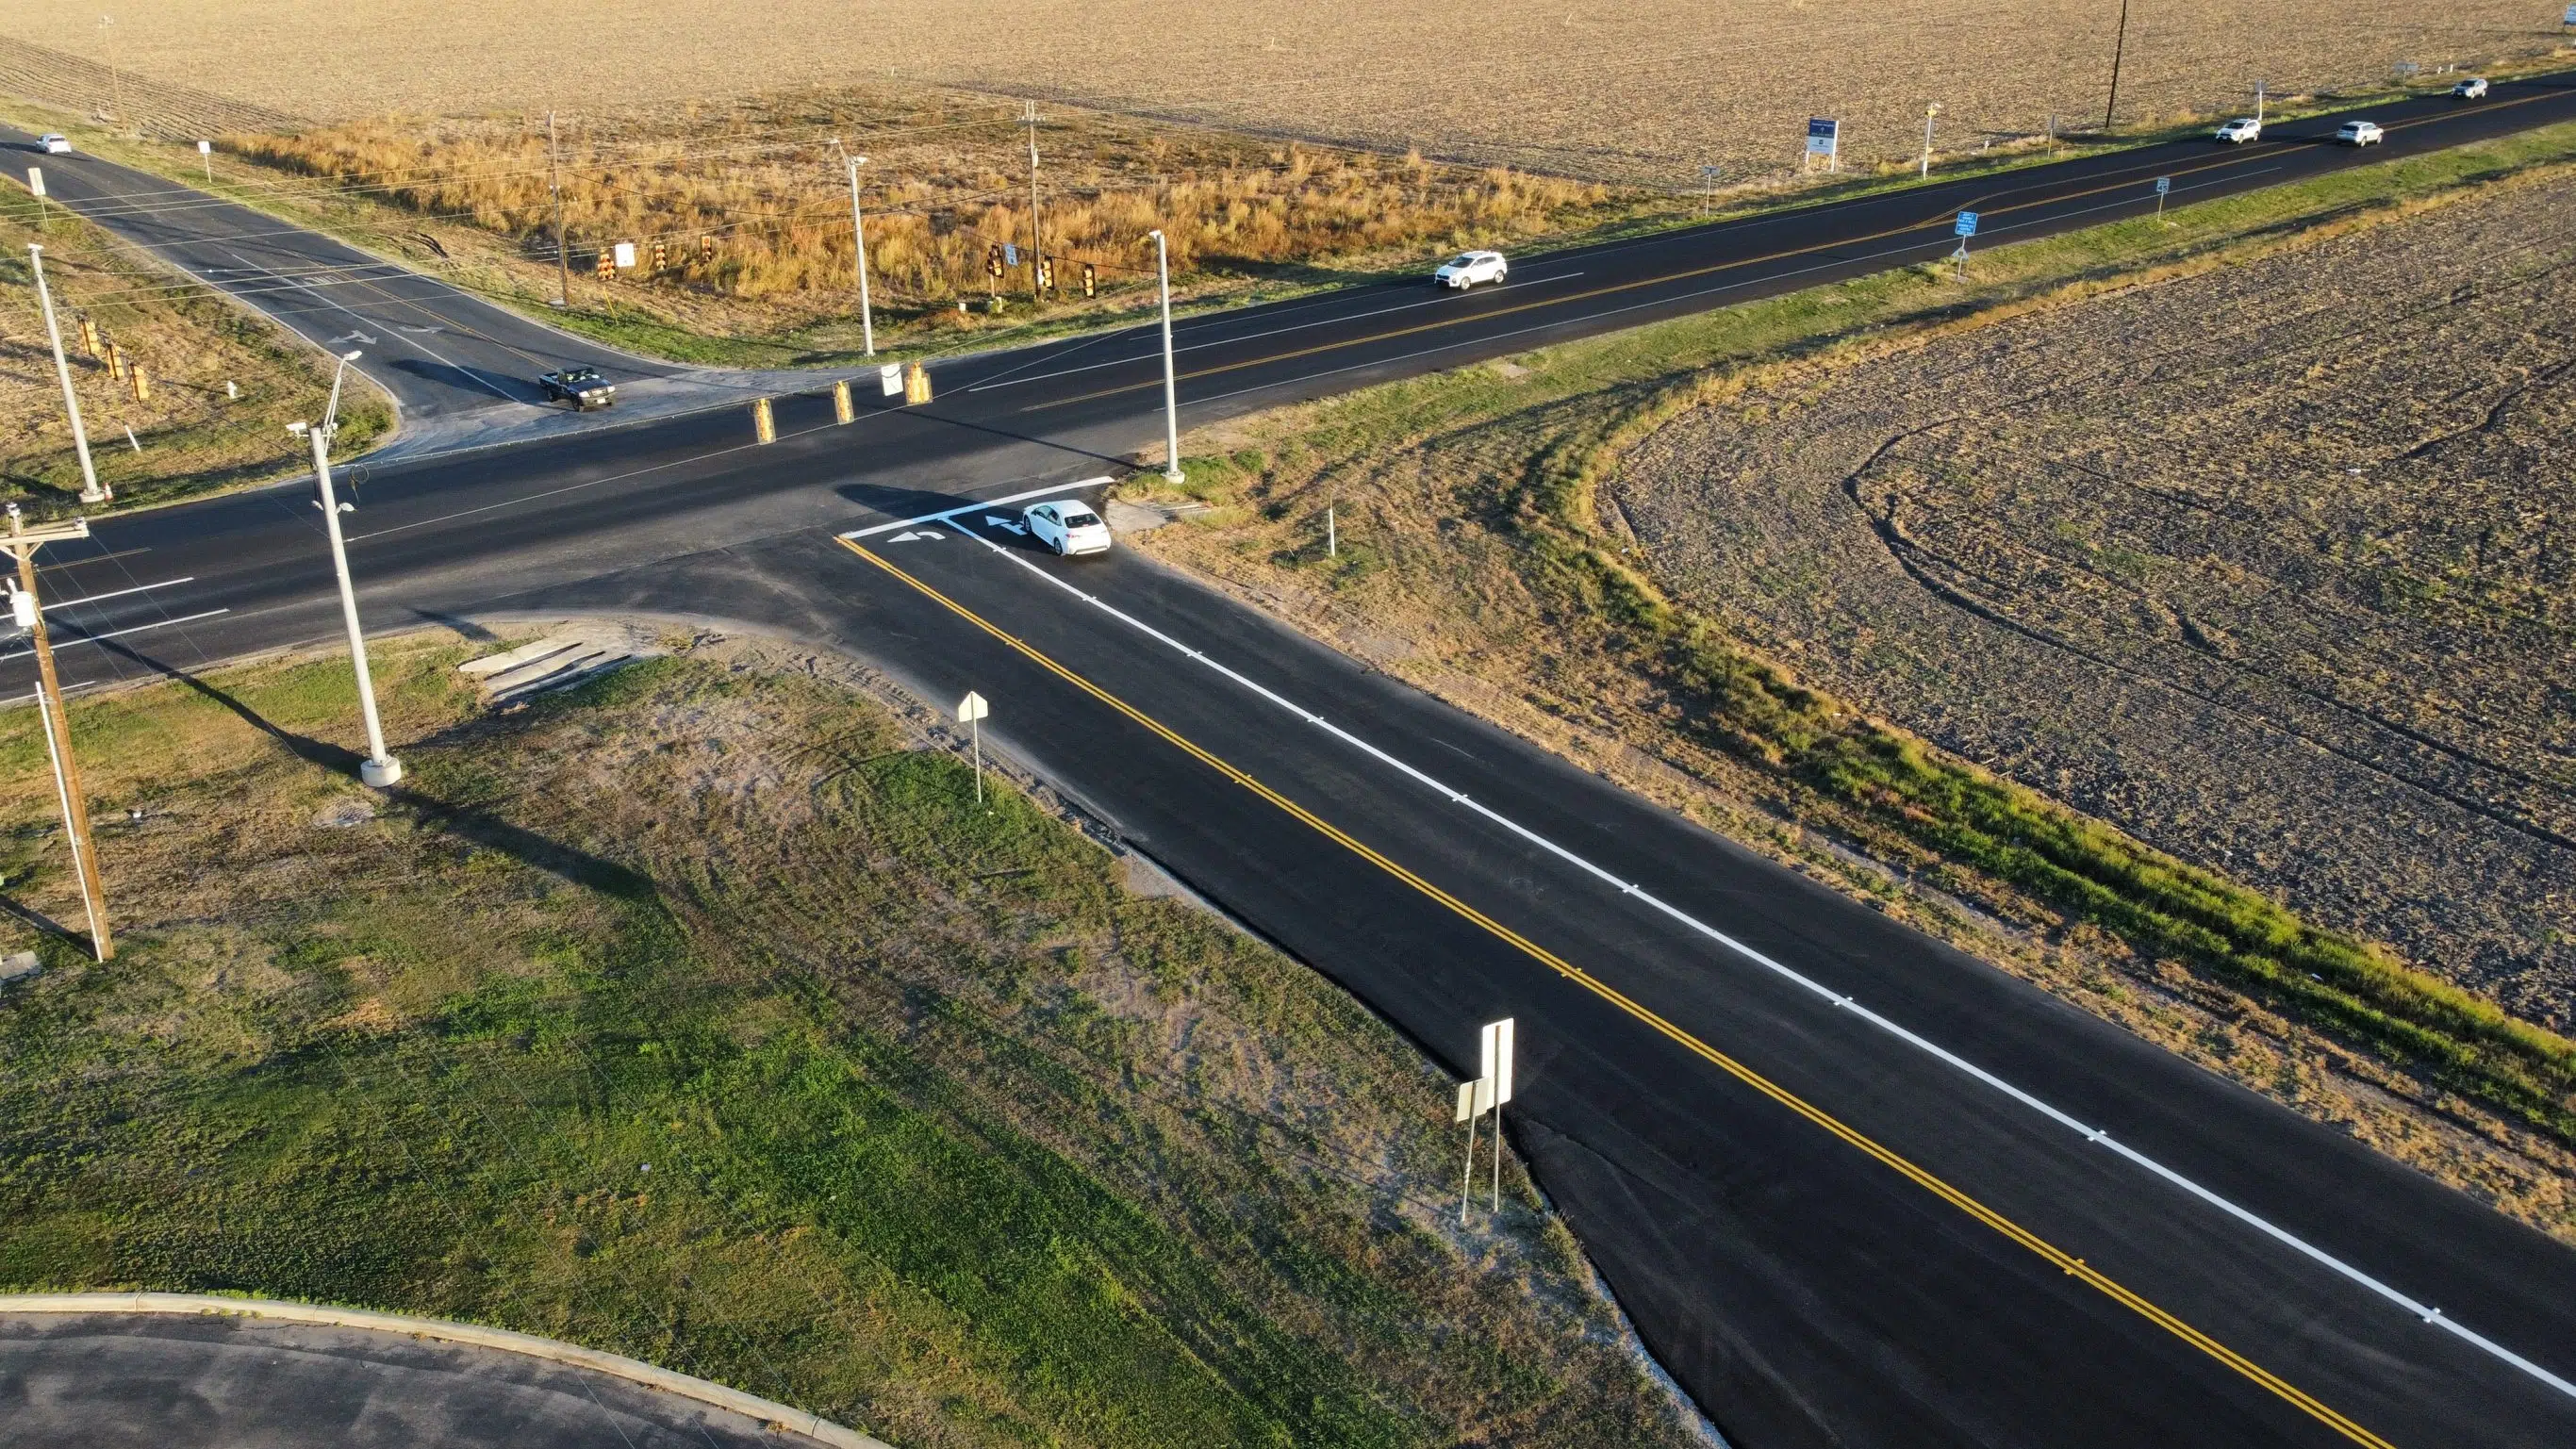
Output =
[
  {"x1": 833, "y1": 378, "x2": 853, "y2": 425},
  {"x1": 752, "y1": 397, "x2": 776, "y2": 444},
  {"x1": 903, "y1": 361, "x2": 932, "y2": 405}
]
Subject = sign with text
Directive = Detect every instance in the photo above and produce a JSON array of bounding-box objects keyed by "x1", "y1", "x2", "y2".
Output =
[
  {"x1": 1805, "y1": 116, "x2": 1840, "y2": 158},
  {"x1": 1955, "y1": 210, "x2": 1979, "y2": 237},
  {"x1": 2155, "y1": 176, "x2": 2171, "y2": 194}
]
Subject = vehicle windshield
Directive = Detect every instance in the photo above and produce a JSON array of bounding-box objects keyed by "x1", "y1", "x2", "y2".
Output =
[
  {"x1": 1063, "y1": 508, "x2": 1102, "y2": 528},
  {"x1": 1448, "y1": 255, "x2": 1479, "y2": 267}
]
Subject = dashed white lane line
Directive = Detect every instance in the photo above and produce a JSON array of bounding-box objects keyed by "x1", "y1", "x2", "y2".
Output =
[
  {"x1": 913, "y1": 518, "x2": 2576, "y2": 1407},
  {"x1": 41, "y1": 577, "x2": 195, "y2": 612}
]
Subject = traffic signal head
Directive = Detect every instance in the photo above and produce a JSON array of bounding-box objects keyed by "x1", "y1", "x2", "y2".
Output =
[{"x1": 985, "y1": 243, "x2": 1005, "y2": 278}]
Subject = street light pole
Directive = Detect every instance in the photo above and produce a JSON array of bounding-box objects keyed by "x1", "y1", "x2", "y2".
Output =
[
  {"x1": 1025, "y1": 102, "x2": 1045, "y2": 305},
  {"x1": 300, "y1": 351, "x2": 402, "y2": 788},
  {"x1": 1149, "y1": 229, "x2": 1183, "y2": 486},
  {"x1": 1921, "y1": 103, "x2": 1940, "y2": 178},
  {"x1": 2104, "y1": 0, "x2": 2131, "y2": 130},
  {"x1": 833, "y1": 141, "x2": 876, "y2": 355},
  {"x1": 27, "y1": 245, "x2": 107, "y2": 504}
]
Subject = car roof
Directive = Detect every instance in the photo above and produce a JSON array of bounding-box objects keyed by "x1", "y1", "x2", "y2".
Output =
[{"x1": 1027, "y1": 497, "x2": 1100, "y2": 514}]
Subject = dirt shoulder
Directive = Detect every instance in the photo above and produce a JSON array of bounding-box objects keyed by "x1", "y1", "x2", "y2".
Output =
[
  {"x1": 1122, "y1": 123, "x2": 2576, "y2": 1242},
  {"x1": 0, "y1": 625, "x2": 1714, "y2": 1448}
]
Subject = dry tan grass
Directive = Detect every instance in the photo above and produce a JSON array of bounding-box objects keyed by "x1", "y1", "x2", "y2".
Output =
[{"x1": 5, "y1": 2, "x2": 2567, "y2": 182}]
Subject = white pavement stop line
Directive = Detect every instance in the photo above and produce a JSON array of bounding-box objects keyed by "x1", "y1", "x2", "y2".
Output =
[{"x1": 916, "y1": 516, "x2": 2576, "y2": 1406}]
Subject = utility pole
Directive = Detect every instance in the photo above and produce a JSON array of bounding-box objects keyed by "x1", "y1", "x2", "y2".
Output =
[
  {"x1": 1920, "y1": 103, "x2": 1940, "y2": 178},
  {"x1": 6, "y1": 504, "x2": 112, "y2": 961},
  {"x1": 1150, "y1": 229, "x2": 1183, "y2": 485},
  {"x1": 99, "y1": 15, "x2": 124, "y2": 130},
  {"x1": 28, "y1": 245, "x2": 107, "y2": 504},
  {"x1": 297, "y1": 352, "x2": 403, "y2": 788},
  {"x1": 2103, "y1": 0, "x2": 2131, "y2": 130},
  {"x1": 2255, "y1": 79, "x2": 2267, "y2": 126},
  {"x1": 832, "y1": 141, "x2": 875, "y2": 355},
  {"x1": 547, "y1": 111, "x2": 570, "y2": 307},
  {"x1": 1025, "y1": 101, "x2": 1045, "y2": 305}
]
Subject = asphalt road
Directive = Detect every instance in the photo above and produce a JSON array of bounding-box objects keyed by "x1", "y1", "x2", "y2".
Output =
[
  {"x1": 8, "y1": 74, "x2": 2576, "y2": 1449},
  {"x1": 0, "y1": 1312, "x2": 834, "y2": 1447}
]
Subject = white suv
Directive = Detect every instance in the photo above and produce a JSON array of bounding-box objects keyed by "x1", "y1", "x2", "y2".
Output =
[
  {"x1": 2213, "y1": 118, "x2": 2261, "y2": 144},
  {"x1": 2452, "y1": 76, "x2": 2487, "y2": 100},
  {"x1": 1024, "y1": 499, "x2": 1113, "y2": 556},
  {"x1": 2335, "y1": 119, "x2": 2385, "y2": 146},
  {"x1": 1433, "y1": 251, "x2": 1509, "y2": 288},
  {"x1": 40, "y1": 133, "x2": 72, "y2": 155}
]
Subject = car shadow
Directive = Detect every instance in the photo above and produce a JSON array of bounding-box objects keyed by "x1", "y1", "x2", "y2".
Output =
[{"x1": 384, "y1": 356, "x2": 553, "y2": 407}]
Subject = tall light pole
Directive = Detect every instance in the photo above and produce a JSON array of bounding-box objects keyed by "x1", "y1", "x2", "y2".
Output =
[
  {"x1": 1920, "y1": 103, "x2": 1940, "y2": 178},
  {"x1": 6, "y1": 504, "x2": 112, "y2": 962},
  {"x1": 1149, "y1": 229, "x2": 1182, "y2": 486},
  {"x1": 98, "y1": 15, "x2": 124, "y2": 130},
  {"x1": 2255, "y1": 79, "x2": 2268, "y2": 126},
  {"x1": 1025, "y1": 102, "x2": 1045, "y2": 305},
  {"x1": 27, "y1": 245, "x2": 107, "y2": 504},
  {"x1": 296, "y1": 351, "x2": 402, "y2": 788},
  {"x1": 831, "y1": 140, "x2": 876, "y2": 355}
]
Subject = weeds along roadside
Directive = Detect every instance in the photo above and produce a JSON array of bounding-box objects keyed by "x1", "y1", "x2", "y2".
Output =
[
  {"x1": 0, "y1": 184, "x2": 388, "y2": 519},
  {"x1": 1131, "y1": 120, "x2": 2576, "y2": 1175}
]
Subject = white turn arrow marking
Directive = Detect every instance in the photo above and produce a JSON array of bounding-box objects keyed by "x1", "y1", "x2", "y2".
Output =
[
  {"x1": 328, "y1": 330, "x2": 379, "y2": 346},
  {"x1": 886, "y1": 530, "x2": 949, "y2": 543},
  {"x1": 984, "y1": 516, "x2": 1027, "y2": 535}
]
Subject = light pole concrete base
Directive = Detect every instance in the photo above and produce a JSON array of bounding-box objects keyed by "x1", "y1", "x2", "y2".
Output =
[
  {"x1": 359, "y1": 756, "x2": 404, "y2": 788},
  {"x1": 77, "y1": 489, "x2": 107, "y2": 504},
  {"x1": 1162, "y1": 468, "x2": 1186, "y2": 486}
]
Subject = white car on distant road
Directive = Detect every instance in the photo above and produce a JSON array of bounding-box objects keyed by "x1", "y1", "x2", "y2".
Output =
[
  {"x1": 40, "y1": 133, "x2": 72, "y2": 154},
  {"x1": 2452, "y1": 76, "x2": 2488, "y2": 100},
  {"x1": 2213, "y1": 118, "x2": 2261, "y2": 144},
  {"x1": 2335, "y1": 119, "x2": 2385, "y2": 146},
  {"x1": 1433, "y1": 250, "x2": 1509, "y2": 288},
  {"x1": 1024, "y1": 499, "x2": 1113, "y2": 556}
]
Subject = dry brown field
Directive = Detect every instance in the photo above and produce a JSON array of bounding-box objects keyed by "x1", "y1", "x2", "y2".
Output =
[
  {"x1": 1613, "y1": 167, "x2": 2576, "y2": 1031},
  {"x1": 6, "y1": 2, "x2": 2568, "y2": 182}
]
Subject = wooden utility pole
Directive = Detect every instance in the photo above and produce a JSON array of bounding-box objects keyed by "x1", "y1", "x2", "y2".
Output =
[
  {"x1": 5, "y1": 505, "x2": 112, "y2": 961},
  {"x1": 1025, "y1": 102, "x2": 1045, "y2": 305},
  {"x1": 2103, "y1": 0, "x2": 2132, "y2": 130},
  {"x1": 548, "y1": 111, "x2": 570, "y2": 306}
]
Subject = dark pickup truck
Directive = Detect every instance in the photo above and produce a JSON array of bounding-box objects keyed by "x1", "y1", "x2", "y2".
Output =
[{"x1": 537, "y1": 366, "x2": 616, "y2": 409}]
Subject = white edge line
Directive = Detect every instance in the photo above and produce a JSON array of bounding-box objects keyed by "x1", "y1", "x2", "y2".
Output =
[
  {"x1": 40, "y1": 577, "x2": 195, "y2": 612},
  {"x1": 898, "y1": 518, "x2": 2576, "y2": 1406},
  {"x1": 0, "y1": 610, "x2": 231, "y2": 664}
]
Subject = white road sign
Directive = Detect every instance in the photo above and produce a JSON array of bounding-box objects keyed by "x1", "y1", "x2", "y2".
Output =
[
  {"x1": 880, "y1": 361, "x2": 903, "y2": 396},
  {"x1": 1479, "y1": 1017, "x2": 1515, "y2": 1106},
  {"x1": 25, "y1": 167, "x2": 42, "y2": 198},
  {"x1": 956, "y1": 690, "x2": 989, "y2": 724},
  {"x1": 612, "y1": 241, "x2": 636, "y2": 269},
  {"x1": 197, "y1": 140, "x2": 211, "y2": 155}
]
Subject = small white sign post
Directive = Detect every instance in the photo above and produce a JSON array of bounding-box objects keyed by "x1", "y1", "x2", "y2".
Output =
[
  {"x1": 1952, "y1": 210, "x2": 1979, "y2": 280},
  {"x1": 196, "y1": 139, "x2": 212, "y2": 181},
  {"x1": 957, "y1": 690, "x2": 990, "y2": 805},
  {"x1": 2154, "y1": 174, "x2": 2171, "y2": 217},
  {"x1": 25, "y1": 166, "x2": 43, "y2": 227},
  {"x1": 1454, "y1": 1017, "x2": 1516, "y2": 1221}
]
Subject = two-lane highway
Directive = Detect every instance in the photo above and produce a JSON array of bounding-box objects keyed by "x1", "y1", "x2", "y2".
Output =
[{"x1": 9, "y1": 74, "x2": 2576, "y2": 1447}]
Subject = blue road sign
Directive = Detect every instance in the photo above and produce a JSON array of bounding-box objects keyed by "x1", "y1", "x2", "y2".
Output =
[
  {"x1": 2155, "y1": 176, "x2": 2172, "y2": 194},
  {"x1": 1004, "y1": 241, "x2": 1020, "y2": 267},
  {"x1": 1955, "y1": 211, "x2": 1979, "y2": 237}
]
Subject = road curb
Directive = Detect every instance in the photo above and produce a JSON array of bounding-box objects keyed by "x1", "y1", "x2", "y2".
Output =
[{"x1": 0, "y1": 1293, "x2": 895, "y2": 1449}]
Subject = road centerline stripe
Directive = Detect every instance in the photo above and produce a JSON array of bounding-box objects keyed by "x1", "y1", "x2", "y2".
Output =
[{"x1": 834, "y1": 532, "x2": 2403, "y2": 1448}]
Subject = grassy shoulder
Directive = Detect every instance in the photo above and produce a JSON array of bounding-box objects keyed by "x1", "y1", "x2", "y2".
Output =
[
  {"x1": 0, "y1": 631, "x2": 1703, "y2": 1448},
  {"x1": 1, "y1": 184, "x2": 390, "y2": 519},
  {"x1": 1129, "y1": 121, "x2": 2576, "y2": 1229}
]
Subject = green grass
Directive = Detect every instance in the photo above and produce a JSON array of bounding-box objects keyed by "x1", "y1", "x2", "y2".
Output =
[
  {"x1": 1148, "y1": 119, "x2": 2576, "y2": 1148},
  {"x1": 0, "y1": 640, "x2": 1694, "y2": 1447}
]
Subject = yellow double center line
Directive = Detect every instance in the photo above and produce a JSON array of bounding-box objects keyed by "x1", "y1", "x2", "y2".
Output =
[
  {"x1": 1031, "y1": 85, "x2": 2569, "y2": 415},
  {"x1": 837, "y1": 534, "x2": 2397, "y2": 1448}
]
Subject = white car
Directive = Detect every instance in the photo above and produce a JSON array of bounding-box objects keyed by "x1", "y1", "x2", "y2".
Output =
[
  {"x1": 1024, "y1": 499, "x2": 1113, "y2": 556},
  {"x1": 2335, "y1": 119, "x2": 2385, "y2": 146},
  {"x1": 1432, "y1": 250, "x2": 1509, "y2": 289},
  {"x1": 2212, "y1": 118, "x2": 2261, "y2": 144},
  {"x1": 39, "y1": 133, "x2": 72, "y2": 155},
  {"x1": 2452, "y1": 76, "x2": 2487, "y2": 100}
]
